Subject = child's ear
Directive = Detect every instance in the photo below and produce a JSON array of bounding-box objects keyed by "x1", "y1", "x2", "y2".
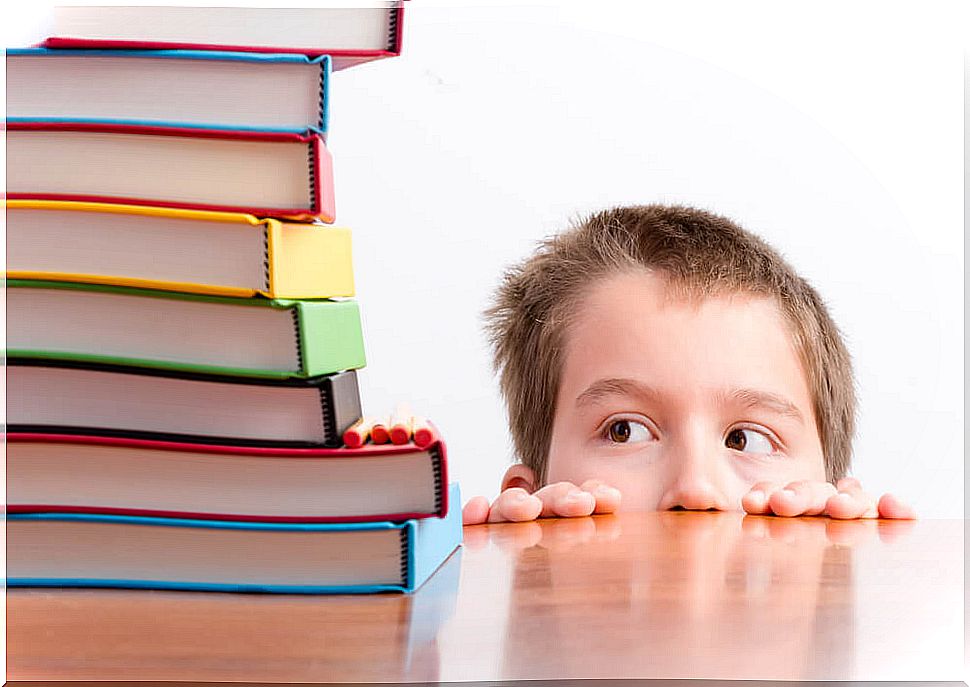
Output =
[{"x1": 501, "y1": 464, "x2": 537, "y2": 493}]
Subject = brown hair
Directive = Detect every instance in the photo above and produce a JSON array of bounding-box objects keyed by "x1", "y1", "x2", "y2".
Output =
[{"x1": 484, "y1": 204, "x2": 855, "y2": 485}]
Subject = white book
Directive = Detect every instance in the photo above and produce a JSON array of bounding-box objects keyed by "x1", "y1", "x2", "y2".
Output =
[{"x1": 47, "y1": 4, "x2": 404, "y2": 70}]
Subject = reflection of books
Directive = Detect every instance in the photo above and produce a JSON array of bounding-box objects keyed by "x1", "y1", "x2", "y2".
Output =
[
  {"x1": 8, "y1": 361, "x2": 362, "y2": 448},
  {"x1": 7, "y1": 49, "x2": 331, "y2": 135},
  {"x1": 45, "y1": 4, "x2": 404, "y2": 70},
  {"x1": 7, "y1": 201, "x2": 354, "y2": 299},
  {"x1": 8, "y1": 433, "x2": 449, "y2": 523},
  {"x1": 7, "y1": 122, "x2": 335, "y2": 221},
  {"x1": 8, "y1": 484, "x2": 463, "y2": 594},
  {"x1": 8, "y1": 280, "x2": 365, "y2": 379}
]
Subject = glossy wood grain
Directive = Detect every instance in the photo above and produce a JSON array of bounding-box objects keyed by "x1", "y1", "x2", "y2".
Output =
[{"x1": 7, "y1": 512, "x2": 963, "y2": 682}]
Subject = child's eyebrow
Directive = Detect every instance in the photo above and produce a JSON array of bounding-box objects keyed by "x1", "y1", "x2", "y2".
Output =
[
  {"x1": 575, "y1": 377, "x2": 662, "y2": 408},
  {"x1": 720, "y1": 388, "x2": 805, "y2": 424},
  {"x1": 575, "y1": 379, "x2": 805, "y2": 424}
]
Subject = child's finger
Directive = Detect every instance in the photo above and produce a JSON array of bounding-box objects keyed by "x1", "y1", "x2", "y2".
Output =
[
  {"x1": 488, "y1": 487, "x2": 543, "y2": 523},
  {"x1": 533, "y1": 481, "x2": 596, "y2": 518},
  {"x1": 462, "y1": 496, "x2": 491, "y2": 526},
  {"x1": 799, "y1": 480, "x2": 838, "y2": 515},
  {"x1": 578, "y1": 479, "x2": 622, "y2": 514},
  {"x1": 741, "y1": 481, "x2": 782, "y2": 514},
  {"x1": 824, "y1": 489, "x2": 878, "y2": 519},
  {"x1": 835, "y1": 477, "x2": 864, "y2": 494},
  {"x1": 767, "y1": 481, "x2": 816, "y2": 517},
  {"x1": 876, "y1": 493, "x2": 917, "y2": 520}
]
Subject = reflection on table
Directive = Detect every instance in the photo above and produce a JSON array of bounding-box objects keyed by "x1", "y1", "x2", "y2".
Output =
[{"x1": 7, "y1": 512, "x2": 963, "y2": 682}]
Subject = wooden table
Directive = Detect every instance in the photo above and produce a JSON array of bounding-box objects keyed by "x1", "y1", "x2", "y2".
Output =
[{"x1": 7, "y1": 512, "x2": 964, "y2": 682}]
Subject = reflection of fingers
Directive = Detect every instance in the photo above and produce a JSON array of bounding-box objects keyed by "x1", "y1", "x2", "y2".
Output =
[
  {"x1": 876, "y1": 518, "x2": 917, "y2": 544},
  {"x1": 534, "y1": 482, "x2": 596, "y2": 518},
  {"x1": 762, "y1": 515, "x2": 825, "y2": 543},
  {"x1": 590, "y1": 513, "x2": 623, "y2": 541},
  {"x1": 488, "y1": 488, "x2": 543, "y2": 523},
  {"x1": 461, "y1": 522, "x2": 492, "y2": 551},
  {"x1": 824, "y1": 518, "x2": 878, "y2": 546},
  {"x1": 877, "y1": 493, "x2": 917, "y2": 520},
  {"x1": 489, "y1": 520, "x2": 544, "y2": 551},
  {"x1": 538, "y1": 517, "x2": 597, "y2": 551},
  {"x1": 742, "y1": 514, "x2": 829, "y2": 544},
  {"x1": 579, "y1": 480, "x2": 622, "y2": 514},
  {"x1": 462, "y1": 496, "x2": 491, "y2": 526},
  {"x1": 825, "y1": 490, "x2": 878, "y2": 519},
  {"x1": 741, "y1": 514, "x2": 772, "y2": 538}
]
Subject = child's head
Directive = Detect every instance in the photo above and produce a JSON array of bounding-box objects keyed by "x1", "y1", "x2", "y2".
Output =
[{"x1": 485, "y1": 205, "x2": 855, "y2": 510}]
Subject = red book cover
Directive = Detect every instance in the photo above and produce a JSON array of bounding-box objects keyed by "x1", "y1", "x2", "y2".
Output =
[
  {"x1": 8, "y1": 431, "x2": 448, "y2": 523},
  {"x1": 6, "y1": 121, "x2": 335, "y2": 222}
]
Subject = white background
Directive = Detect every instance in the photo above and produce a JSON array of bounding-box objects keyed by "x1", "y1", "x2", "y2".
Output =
[{"x1": 3, "y1": 1, "x2": 966, "y2": 520}]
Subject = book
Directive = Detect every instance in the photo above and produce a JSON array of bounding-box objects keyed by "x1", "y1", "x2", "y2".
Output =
[
  {"x1": 7, "y1": 483, "x2": 462, "y2": 594},
  {"x1": 44, "y1": 4, "x2": 404, "y2": 71},
  {"x1": 7, "y1": 122, "x2": 334, "y2": 221},
  {"x1": 7, "y1": 49, "x2": 331, "y2": 136},
  {"x1": 7, "y1": 200, "x2": 355, "y2": 299},
  {"x1": 7, "y1": 360, "x2": 362, "y2": 448},
  {"x1": 8, "y1": 432, "x2": 449, "y2": 523},
  {"x1": 8, "y1": 280, "x2": 366, "y2": 379}
]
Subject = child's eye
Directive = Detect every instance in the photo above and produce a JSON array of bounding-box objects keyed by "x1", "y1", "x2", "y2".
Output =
[
  {"x1": 725, "y1": 428, "x2": 774, "y2": 454},
  {"x1": 605, "y1": 419, "x2": 653, "y2": 444}
]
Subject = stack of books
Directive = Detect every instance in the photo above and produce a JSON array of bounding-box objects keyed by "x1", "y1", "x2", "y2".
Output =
[{"x1": 6, "y1": 3, "x2": 462, "y2": 595}]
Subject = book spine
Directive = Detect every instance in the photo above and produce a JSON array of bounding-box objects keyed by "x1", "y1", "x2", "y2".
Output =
[
  {"x1": 312, "y1": 136, "x2": 336, "y2": 223},
  {"x1": 295, "y1": 300, "x2": 366, "y2": 377},
  {"x1": 389, "y1": 3, "x2": 404, "y2": 53},
  {"x1": 318, "y1": 56, "x2": 331, "y2": 135},
  {"x1": 320, "y1": 369, "x2": 363, "y2": 447}
]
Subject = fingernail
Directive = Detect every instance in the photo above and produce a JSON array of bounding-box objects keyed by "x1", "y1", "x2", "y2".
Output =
[
  {"x1": 781, "y1": 488, "x2": 796, "y2": 497},
  {"x1": 564, "y1": 491, "x2": 585, "y2": 504},
  {"x1": 513, "y1": 492, "x2": 529, "y2": 503}
]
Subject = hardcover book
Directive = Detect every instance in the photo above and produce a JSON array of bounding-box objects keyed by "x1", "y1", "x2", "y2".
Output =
[
  {"x1": 8, "y1": 360, "x2": 362, "y2": 448},
  {"x1": 8, "y1": 484, "x2": 463, "y2": 594},
  {"x1": 8, "y1": 433, "x2": 449, "y2": 523},
  {"x1": 7, "y1": 49, "x2": 331, "y2": 135},
  {"x1": 45, "y1": 3, "x2": 404, "y2": 71},
  {"x1": 7, "y1": 122, "x2": 334, "y2": 221},
  {"x1": 7, "y1": 201, "x2": 354, "y2": 299},
  {"x1": 8, "y1": 280, "x2": 365, "y2": 379}
]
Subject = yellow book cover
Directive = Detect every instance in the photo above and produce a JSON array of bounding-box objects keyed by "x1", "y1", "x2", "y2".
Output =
[{"x1": 7, "y1": 200, "x2": 354, "y2": 299}]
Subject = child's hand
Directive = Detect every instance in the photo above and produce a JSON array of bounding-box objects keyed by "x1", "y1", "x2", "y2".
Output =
[
  {"x1": 742, "y1": 477, "x2": 916, "y2": 519},
  {"x1": 462, "y1": 480, "x2": 622, "y2": 525}
]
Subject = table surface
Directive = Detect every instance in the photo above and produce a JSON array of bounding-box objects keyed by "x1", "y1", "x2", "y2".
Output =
[{"x1": 7, "y1": 512, "x2": 964, "y2": 682}]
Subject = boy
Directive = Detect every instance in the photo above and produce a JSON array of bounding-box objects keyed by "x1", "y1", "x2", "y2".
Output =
[{"x1": 463, "y1": 205, "x2": 915, "y2": 524}]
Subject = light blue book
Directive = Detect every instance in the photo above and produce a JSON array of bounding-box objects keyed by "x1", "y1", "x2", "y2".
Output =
[
  {"x1": 6, "y1": 48, "x2": 330, "y2": 136},
  {"x1": 8, "y1": 484, "x2": 463, "y2": 594}
]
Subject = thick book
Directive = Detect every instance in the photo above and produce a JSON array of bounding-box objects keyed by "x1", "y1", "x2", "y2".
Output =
[
  {"x1": 7, "y1": 122, "x2": 334, "y2": 221},
  {"x1": 7, "y1": 49, "x2": 331, "y2": 136},
  {"x1": 8, "y1": 432, "x2": 449, "y2": 523},
  {"x1": 7, "y1": 200, "x2": 355, "y2": 299},
  {"x1": 8, "y1": 280, "x2": 366, "y2": 379},
  {"x1": 7, "y1": 483, "x2": 462, "y2": 594},
  {"x1": 45, "y1": 3, "x2": 404, "y2": 71},
  {"x1": 7, "y1": 360, "x2": 362, "y2": 448}
]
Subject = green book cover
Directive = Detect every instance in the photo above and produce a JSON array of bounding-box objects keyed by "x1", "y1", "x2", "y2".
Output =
[{"x1": 7, "y1": 279, "x2": 366, "y2": 379}]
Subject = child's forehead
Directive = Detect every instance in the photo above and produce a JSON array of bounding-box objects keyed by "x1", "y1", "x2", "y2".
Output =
[
  {"x1": 561, "y1": 270, "x2": 804, "y2": 390},
  {"x1": 572, "y1": 269, "x2": 785, "y2": 327}
]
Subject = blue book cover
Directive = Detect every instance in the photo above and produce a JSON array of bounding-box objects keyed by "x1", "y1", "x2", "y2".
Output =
[
  {"x1": 6, "y1": 48, "x2": 330, "y2": 136},
  {"x1": 8, "y1": 484, "x2": 463, "y2": 594}
]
